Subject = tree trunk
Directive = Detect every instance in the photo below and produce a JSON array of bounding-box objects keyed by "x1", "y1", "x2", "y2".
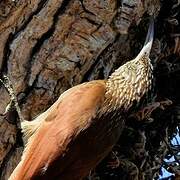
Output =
[{"x1": 0, "y1": 0, "x2": 179, "y2": 179}]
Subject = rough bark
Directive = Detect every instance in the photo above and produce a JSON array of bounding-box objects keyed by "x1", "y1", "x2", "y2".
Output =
[{"x1": 0, "y1": 0, "x2": 179, "y2": 179}]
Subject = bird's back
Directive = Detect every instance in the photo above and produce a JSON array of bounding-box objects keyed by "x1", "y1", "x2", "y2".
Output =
[{"x1": 9, "y1": 80, "x2": 124, "y2": 180}]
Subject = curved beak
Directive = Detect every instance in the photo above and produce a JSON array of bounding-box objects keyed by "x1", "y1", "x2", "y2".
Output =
[{"x1": 135, "y1": 18, "x2": 154, "y2": 60}]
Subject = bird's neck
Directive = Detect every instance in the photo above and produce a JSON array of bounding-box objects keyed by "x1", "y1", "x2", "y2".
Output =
[{"x1": 103, "y1": 57, "x2": 153, "y2": 113}]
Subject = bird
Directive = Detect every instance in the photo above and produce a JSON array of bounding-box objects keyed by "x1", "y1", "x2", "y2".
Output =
[{"x1": 9, "y1": 18, "x2": 154, "y2": 180}]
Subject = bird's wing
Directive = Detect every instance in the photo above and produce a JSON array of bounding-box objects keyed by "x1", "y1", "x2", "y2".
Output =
[
  {"x1": 21, "y1": 80, "x2": 105, "y2": 143},
  {"x1": 10, "y1": 80, "x2": 106, "y2": 180}
]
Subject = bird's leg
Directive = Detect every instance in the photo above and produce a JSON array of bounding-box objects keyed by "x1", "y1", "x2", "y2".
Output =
[
  {"x1": 107, "y1": 151, "x2": 120, "y2": 169},
  {"x1": 0, "y1": 75, "x2": 24, "y2": 128},
  {"x1": 134, "y1": 102, "x2": 160, "y2": 121},
  {"x1": 132, "y1": 99, "x2": 173, "y2": 121}
]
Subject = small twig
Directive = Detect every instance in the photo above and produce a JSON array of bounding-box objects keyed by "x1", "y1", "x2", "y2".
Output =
[{"x1": 0, "y1": 75, "x2": 24, "y2": 125}]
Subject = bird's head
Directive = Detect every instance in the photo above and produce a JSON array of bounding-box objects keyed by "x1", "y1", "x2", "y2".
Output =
[{"x1": 105, "y1": 17, "x2": 155, "y2": 111}]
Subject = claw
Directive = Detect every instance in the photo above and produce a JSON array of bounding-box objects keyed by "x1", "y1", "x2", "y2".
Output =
[
  {"x1": 136, "y1": 102, "x2": 160, "y2": 120},
  {"x1": 133, "y1": 99, "x2": 173, "y2": 121},
  {"x1": 158, "y1": 99, "x2": 173, "y2": 110}
]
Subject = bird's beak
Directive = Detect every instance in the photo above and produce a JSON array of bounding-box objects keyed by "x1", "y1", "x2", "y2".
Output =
[{"x1": 135, "y1": 18, "x2": 154, "y2": 60}]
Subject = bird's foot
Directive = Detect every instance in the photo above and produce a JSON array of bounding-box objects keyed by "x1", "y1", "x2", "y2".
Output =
[
  {"x1": 133, "y1": 99, "x2": 173, "y2": 121},
  {"x1": 107, "y1": 151, "x2": 120, "y2": 169},
  {"x1": 157, "y1": 99, "x2": 173, "y2": 110}
]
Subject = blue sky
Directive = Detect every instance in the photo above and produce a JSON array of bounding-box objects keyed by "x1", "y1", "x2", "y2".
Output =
[{"x1": 159, "y1": 127, "x2": 180, "y2": 179}]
